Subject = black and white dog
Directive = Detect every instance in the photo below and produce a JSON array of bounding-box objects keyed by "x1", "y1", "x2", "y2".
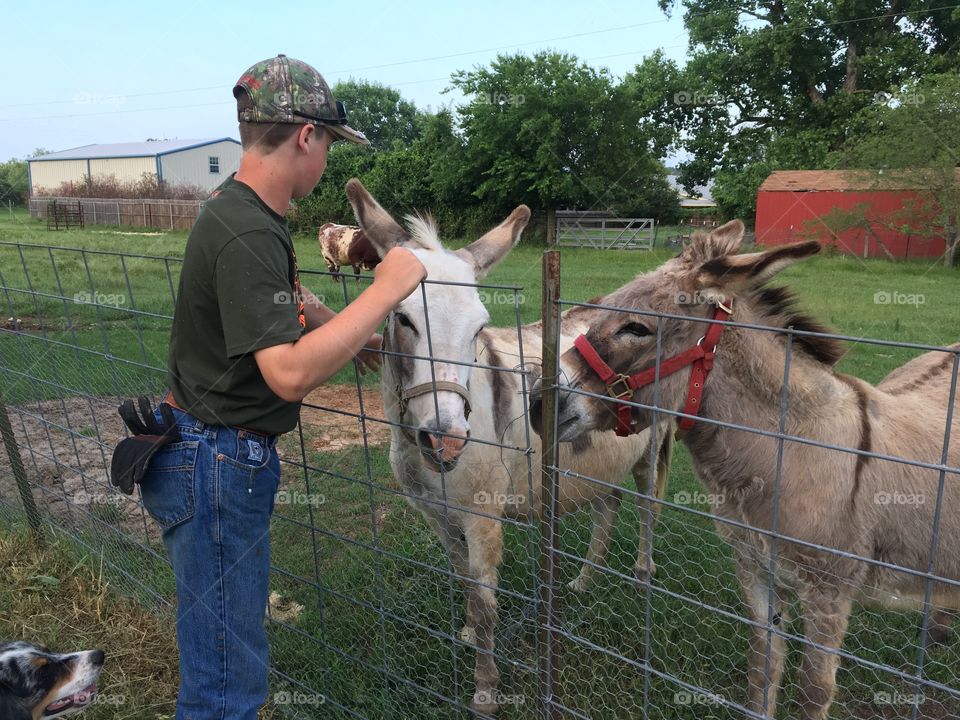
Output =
[{"x1": 0, "y1": 642, "x2": 104, "y2": 719}]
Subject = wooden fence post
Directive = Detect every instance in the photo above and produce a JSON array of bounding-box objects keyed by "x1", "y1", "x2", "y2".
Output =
[
  {"x1": 0, "y1": 394, "x2": 44, "y2": 546},
  {"x1": 539, "y1": 249, "x2": 561, "y2": 719}
]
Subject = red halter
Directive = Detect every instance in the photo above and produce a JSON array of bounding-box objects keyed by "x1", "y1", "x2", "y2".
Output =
[{"x1": 572, "y1": 302, "x2": 732, "y2": 437}]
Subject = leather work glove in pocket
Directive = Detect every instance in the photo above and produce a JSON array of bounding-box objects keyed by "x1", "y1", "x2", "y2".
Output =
[{"x1": 110, "y1": 397, "x2": 182, "y2": 495}]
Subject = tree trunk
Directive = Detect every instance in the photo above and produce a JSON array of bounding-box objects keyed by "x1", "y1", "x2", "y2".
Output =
[
  {"x1": 546, "y1": 206, "x2": 557, "y2": 245},
  {"x1": 842, "y1": 41, "x2": 858, "y2": 93},
  {"x1": 945, "y1": 228, "x2": 958, "y2": 268}
]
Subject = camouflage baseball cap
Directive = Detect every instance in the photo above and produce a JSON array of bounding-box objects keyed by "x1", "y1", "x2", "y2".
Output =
[{"x1": 233, "y1": 54, "x2": 369, "y2": 145}]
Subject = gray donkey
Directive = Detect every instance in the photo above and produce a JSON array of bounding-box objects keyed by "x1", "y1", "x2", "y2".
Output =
[{"x1": 536, "y1": 220, "x2": 959, "y2": 719}]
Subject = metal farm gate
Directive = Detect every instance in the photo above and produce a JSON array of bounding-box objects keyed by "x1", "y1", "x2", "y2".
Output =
[
  {"x1": 0, "y1": 239, "x2": 958, "y2": 719},
  {"x1": 556, "y1": 212, "x2": 656, "y2": 250}
]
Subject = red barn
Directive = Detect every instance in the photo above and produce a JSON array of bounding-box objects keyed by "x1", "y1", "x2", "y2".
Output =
[{"x1": 755, "y1": 170, "x2": 950, "y2": 260}]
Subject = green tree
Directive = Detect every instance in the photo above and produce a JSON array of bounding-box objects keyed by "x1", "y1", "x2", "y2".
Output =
[
  {"x1": 655, "y1": 0, "x2": 960, "y2": 219},
  {"x1": 0, "y1": 159, "x2": 29, "y2": 205},
  {"x1": 825, "y1": 73, "x2": 960, "y2": 266},
  {"x1": 451, "y1": 51, "x2": 678, "y2": 237},
  {"x1": 331, "y1": 80, "x2": 422, "y2": 150}
]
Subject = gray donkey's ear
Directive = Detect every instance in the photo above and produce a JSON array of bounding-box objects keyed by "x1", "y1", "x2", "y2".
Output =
[
  {"x1": 345, "y1": 178, "x2": 411, "y2": 257},
  {"x1": 696, "y1": 241, "x2": 822, "y2": 293},
  {"x1": 456, "y1": 205, "x2": 531, "y2": 279},
  {"x1": 683, "y1": 219, "x2": 745, "y2": 263}
]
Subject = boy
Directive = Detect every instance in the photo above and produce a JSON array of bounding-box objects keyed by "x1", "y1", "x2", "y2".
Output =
[{"x1": 138, "y1": 55, "x2": 425, "y2": 719}]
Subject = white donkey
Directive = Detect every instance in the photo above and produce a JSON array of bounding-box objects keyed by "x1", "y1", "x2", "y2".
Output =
[{"x1": 343, "y1": 179, "x2": 674, "y2": 715}]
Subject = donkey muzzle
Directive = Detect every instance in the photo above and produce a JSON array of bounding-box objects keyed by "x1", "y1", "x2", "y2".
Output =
[{"x1": 417, "y1": 424, "x2": 471, "y2": 472}]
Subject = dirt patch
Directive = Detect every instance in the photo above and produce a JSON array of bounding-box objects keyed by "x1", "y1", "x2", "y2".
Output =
[
  {"x1": 0, "y1": 387, "x2": 389, "y2": 535},
  {"x1": 299, "y1": 384, "x2": 391, "y2": 452},
  {"x1": 0, "y1": 395, "x2": 153, "y2": 538}
]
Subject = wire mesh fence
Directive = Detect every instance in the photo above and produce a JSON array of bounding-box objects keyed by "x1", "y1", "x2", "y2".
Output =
[{"x1": 0, "y1": 233, "x2": 958, "y2": 720}]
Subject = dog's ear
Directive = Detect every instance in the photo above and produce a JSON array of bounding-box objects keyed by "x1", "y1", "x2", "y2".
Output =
[{"x1": 0, "y1": 672, "x2": 34, "y2": 698}]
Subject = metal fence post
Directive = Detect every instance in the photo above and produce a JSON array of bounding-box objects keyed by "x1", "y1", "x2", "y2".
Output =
[
  {"x1": 539, "y1": 249, "x2": 561, "y2": 720},
  {"x1": 0, "y1": 393, "x2": 44, "y2": 545}
]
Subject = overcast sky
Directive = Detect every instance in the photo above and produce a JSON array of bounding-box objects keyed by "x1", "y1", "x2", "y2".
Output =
[{"x1": 1, "y1": 0, "x2": 689, "y2": 161}]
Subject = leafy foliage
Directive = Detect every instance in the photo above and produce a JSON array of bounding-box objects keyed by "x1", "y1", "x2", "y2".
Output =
[
  {"x1": 649, "y1": 0, "x2": 960, "y2": 219},
  {"x1": 0, "y1": 159, "x2": 28, "y2": 205},
  {"x1": 295, "y1": 55, "x2": 681, "y2": 239}
]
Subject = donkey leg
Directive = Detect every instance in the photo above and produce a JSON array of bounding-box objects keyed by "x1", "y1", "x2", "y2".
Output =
[
  {"x1": 633, "y1": 427, "x2": 673, "y2": 582},
  {"x1": 461, "y1": 512, "x2": 504, "y2": 716},
  {"x1": 796, "y1": 586, "x2": 853, "y2": 720},
  {"x1": 737, "y1": 560, "x2": 788, "y2": 719},
  {"x1": 928, "y1": 608, "x2": 957, "y2": 646},
  {"x1": 422, "y1": 513, "x2": 477, "y2": 643},
  {"x1": 569, "y1": 491, "x2": 621, "y2": 593}
]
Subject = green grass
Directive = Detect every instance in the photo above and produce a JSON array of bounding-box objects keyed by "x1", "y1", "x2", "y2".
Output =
[{"x1": 1, "y1": 209, "x2": 959, "y2": 718}]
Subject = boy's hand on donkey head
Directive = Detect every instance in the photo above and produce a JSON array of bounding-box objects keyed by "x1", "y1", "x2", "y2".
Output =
[{"x1": 375, "y1": 247, "x2": 427, "y2": 301}]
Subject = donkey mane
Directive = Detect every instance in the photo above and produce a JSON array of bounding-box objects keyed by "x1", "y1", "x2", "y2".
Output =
[
  {"x1": 403, "y1": 213, "x2": 443, "y2": 252},
  {"x1": 749, "y1": 285, "x2": 846, "y2": 366}
]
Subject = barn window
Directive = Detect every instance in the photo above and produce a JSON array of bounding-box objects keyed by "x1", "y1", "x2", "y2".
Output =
[{"x1": 209, "y1": 156, "x2": 220, "y2": 174}]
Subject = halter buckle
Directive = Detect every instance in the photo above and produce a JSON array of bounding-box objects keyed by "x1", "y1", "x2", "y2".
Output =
[{"x1": 606, "y1": 374, "x2": 633, "y2": 400}]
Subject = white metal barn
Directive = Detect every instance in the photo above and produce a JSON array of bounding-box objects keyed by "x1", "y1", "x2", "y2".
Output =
[{"x1": 28, "y1": 138, "x2": 242, "y2": 196}]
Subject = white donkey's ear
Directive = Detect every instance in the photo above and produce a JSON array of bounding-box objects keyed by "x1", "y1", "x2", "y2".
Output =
[
  {"x1": 456, "y1": 205, "x2": 531, "y2": 279},
  {"x1": 345, "y1": 178, "x2": 411, "y2": 257}
]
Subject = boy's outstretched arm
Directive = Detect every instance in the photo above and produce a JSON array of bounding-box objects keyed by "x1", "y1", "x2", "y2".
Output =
[
  {"x1": 254, "y1": 246, "x2": 424, "y2": 401},
  {"x1": 300, "y1": 286, "x2": 382, "y2": 374}
]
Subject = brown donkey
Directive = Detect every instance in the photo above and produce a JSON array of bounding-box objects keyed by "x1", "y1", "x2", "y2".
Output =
[{"x1": 535, "y1": 221, "x2": 960, "y2": 719}]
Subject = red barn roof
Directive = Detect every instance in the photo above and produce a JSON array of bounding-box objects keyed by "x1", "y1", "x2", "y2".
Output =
[{"x1": 759, "y1": 169, "x2": 959, "y2": 193}]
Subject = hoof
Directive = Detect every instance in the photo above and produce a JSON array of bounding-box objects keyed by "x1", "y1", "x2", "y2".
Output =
[
  {"x1": 928, "y1": 624, "x2": 952, "y2": 647},
  {"x1": 567, "y1": 575, "x2": 591, "y2": 593},
  {"x1": 460, "y1": 624, "x2": 477, "y2": 645},
  {"x1": 472, "y1": 690, "x2": 498, "y2": 716},
  {"x1": 634, "y1": 562, "x2": 656, "y2": 584}
]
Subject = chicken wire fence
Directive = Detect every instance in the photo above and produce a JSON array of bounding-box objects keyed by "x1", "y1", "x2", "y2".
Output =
[{"x1": 0, "y1": 240, "x2": 957, "y2": 720}]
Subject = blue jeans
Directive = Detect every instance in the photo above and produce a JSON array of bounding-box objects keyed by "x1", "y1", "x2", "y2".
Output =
[{"x1": 140, "y1": 405, "x2": 280, "y2": 720}]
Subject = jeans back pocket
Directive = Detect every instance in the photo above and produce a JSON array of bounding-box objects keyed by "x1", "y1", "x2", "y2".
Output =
[{"x1": 140, "y1": 440, "x2": 200, "y2": 530}]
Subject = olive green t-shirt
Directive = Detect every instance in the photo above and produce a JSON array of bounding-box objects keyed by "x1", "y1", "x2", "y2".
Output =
[{"x1": 167, "y1": 175, "x2": 305, "y2": 435}]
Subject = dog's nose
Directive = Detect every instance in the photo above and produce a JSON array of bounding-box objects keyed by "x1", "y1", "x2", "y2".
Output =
[{"x1": 91, "y1": 650, "x2": 105, "y2": 666}]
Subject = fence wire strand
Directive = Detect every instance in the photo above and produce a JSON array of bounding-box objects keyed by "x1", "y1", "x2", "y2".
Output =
[{"x1": 0, "y1": 241, "x2": 958, "y2": 720}]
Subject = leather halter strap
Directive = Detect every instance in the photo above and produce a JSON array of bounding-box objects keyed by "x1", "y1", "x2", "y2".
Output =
[
  {"x1": 573, "y1": 302, "x2": 732, "y2": 436},
  {"x1": 396, "y1": 380, "x2": 472, "y2": 420}
]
